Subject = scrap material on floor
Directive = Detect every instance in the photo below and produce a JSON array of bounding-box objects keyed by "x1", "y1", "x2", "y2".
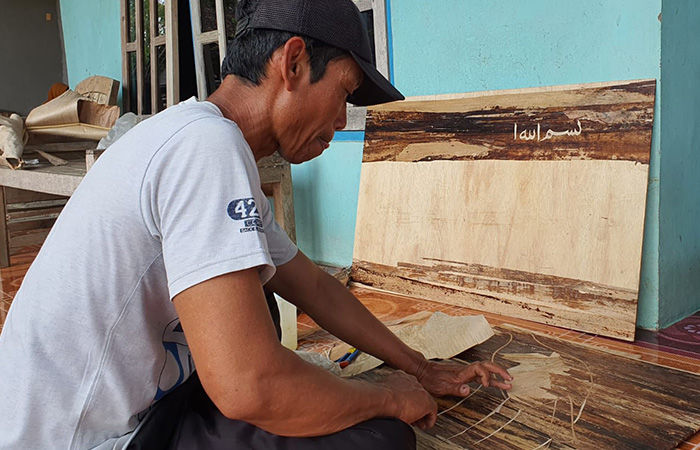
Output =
[
  {"x1": 298, "y1": 287, "x2": 700, "y2": 450},
  {"x1": 353, "y1": 80, "x2": 656, "y2": 341}
]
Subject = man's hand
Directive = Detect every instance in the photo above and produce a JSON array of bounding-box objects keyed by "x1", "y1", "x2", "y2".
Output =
[
  {"x1": 378, "y1": 371, "x2": 437, "y2": 429},
  {"x1": 415, "y1": 360, "x2": 513, "y2": 397}
]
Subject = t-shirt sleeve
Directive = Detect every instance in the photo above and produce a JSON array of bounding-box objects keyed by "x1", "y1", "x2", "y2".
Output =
[{"x1": 139, "y1": 117, "x2": 298, "y2": 299}]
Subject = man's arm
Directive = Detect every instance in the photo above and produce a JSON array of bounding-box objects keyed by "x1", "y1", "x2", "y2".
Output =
[
  {"x1": 266, "y1": 251, "x2": 513, "y2": 396},
  {"x1": 173, "y1": 267, "x2": 436, "y2": 437},
  {"x1": 267, "y1": 252, "x2": 427, "y2": 374}
]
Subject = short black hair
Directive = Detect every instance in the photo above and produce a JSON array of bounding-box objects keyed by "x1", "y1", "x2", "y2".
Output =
[{"x1": 221, "y1": 0, "x2": 349, "y2": 85}]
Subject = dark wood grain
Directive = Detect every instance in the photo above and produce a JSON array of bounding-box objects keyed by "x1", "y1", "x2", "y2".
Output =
[
  {"x1": 351, "y1": 259, "x2": 638, "y2": 341},
  {"x1": 363, "y1": 80, "x2": 655, "y2": 164},
  {"x1": 358, "y1": 325, "x2": 700, "y2": 449}
]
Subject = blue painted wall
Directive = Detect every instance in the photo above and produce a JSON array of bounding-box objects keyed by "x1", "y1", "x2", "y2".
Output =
[
  {"x1": 658, "y1": 0, "x2": 700, "y2": 326},
  {"x1": 391, "y1": 0, "x2": 662, "y2": 97},
  {"x1": 291, "y1": 142, "x2": 364, "y2": 266},
  {"x1": 59, "y1": 0, "x2": 121, "y2": 91}
]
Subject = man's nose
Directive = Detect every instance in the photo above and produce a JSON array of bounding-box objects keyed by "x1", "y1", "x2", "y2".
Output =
[{"x1": 334, "y1": 103, "x2": 348, "y2": 130}]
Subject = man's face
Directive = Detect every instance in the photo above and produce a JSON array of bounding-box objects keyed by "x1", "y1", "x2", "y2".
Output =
[{"x1": 275, "y1": 56, "x2": 363, "y2": 164}]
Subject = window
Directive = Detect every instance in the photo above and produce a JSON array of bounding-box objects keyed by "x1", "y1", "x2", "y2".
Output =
[
  {"x1": 121, "y1": 0, "x2": 391, "y2": 128},
  {"x1": 347, "y1": 0, "x2": 390, "y2": 131},
  {"x1": 189, "y1": 0, "x2": 237, "y2": 99},
  {"x1": 120, "y1": 0, "x2": 180, "y2": 115}
]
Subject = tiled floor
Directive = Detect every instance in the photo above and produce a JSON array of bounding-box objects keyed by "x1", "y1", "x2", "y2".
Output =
[
  {"x1": 0, "y1": 244, "x2": 40, "y2": 335},
  {"x1": 1, "y1": 246, "x2": 699, "y2": 449},
  {"x1": 637, "y1": 312, "x2": 700, "y2": 360}
]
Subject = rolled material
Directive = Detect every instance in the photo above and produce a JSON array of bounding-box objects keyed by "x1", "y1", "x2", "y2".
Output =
[
  {"x1": 25, "y1": 90, "x2": 119, "y2": 141},
  {"x1": 0, "y1": 113, "x2": 28, "y2": 169}
]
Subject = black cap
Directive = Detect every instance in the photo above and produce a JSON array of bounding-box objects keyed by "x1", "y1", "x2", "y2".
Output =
[{"x1": 236, "y1": 0, "x2": 404, "y2": 106}]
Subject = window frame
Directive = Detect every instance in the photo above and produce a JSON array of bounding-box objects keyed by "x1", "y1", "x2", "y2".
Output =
[
  {"x1": 120, "y1": 0, "x2": 180, "y2": 115},
  {"x1": 345, "y1": 0, "x2": 390, "y2": 131},
  {"x1": 121, "y1": 0, "x2": 390, "y2": 127},
  {"x1": 189, "y1": 0, "x2": 230, "y2": 100}
]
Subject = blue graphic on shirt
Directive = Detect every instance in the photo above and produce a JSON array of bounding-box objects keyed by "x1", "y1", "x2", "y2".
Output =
[
  {"x1": 227, "y1": 197, "x2": 264, "y2": 233},
  {"x1": 155, "y1": 319, "x2": 194, "y2": 401}
]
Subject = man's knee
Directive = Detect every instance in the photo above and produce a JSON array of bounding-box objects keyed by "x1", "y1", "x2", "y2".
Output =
[{"x1": 359, "y1": 418, "x2": 416, "y2": 450}]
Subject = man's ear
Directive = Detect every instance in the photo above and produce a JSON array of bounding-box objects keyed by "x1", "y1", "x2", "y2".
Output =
[{"x1": 279, "y1": 36, "x2": 309, "y2": 92}]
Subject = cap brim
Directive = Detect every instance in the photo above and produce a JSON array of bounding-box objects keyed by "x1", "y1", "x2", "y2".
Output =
[{"x1": 346, "y1": 52, "x2": 404, "y2": 107}]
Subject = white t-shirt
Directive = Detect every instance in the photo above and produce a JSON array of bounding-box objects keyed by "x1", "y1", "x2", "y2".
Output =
[{"x1": 0, "y1": 99, "x2": 298, "y2": 450}]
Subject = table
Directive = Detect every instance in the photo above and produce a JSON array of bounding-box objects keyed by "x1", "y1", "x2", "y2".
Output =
[{"x1": 0, "y1": 147, "x2": 296, "y2": 267}]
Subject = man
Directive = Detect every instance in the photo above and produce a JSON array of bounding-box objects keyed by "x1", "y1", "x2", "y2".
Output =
[{"x1": 0, "y1": 0, "x2": 512, "y2": 448}]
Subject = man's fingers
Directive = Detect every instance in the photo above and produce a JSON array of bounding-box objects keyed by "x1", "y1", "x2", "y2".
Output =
[
  {"x1": 411, "y1": 418, "x2": 427, "y2": 429},
  {"x1": 474, "y1": 366, "x2": 491, "y2": 387},
  {"x1": 483, "y1": 361, "x2": 513, "y2": 381},
  {"x1": 443, "y1": 381, "x2": 471, "y2": 398},
  {"x1": 426, "y1": 411, "x2": 437, "y2": 428},
  {"x1": 412, "y1": 412, "x2": 436, "y2": 430},
  {"x1": 491, "y1": 379, "x2": 513, "y2": 390},
  {"x1": 471, "y1": 362, "x2": 514, "y2": 389}
]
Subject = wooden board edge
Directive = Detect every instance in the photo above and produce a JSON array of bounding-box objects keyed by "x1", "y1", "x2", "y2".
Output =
[
  {"x1": 350, "y1": 260, "x2": 637, "y2": 341},
  {"x1": 376, "y1": 79, "x2": 657, "y2": 106}
]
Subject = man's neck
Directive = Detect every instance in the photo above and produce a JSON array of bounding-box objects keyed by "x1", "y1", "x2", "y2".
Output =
[{"x1": 207, "y1": 76, "x2": 279, "y2": 162}]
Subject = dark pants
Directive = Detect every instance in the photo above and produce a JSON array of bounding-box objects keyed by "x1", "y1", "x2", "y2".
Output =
[{"x1": 128, "y1": 289, "x2": 416, "y2": 450}]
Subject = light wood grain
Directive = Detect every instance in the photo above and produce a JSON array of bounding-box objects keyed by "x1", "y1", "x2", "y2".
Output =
[
  {"x1": 352, "y1": 81, "x2": 655, "y2": 340},
  {"x1": 75, "y1": 76, "x2": 120, "y2": 106},
  {"x1": 135, "y1": 0, "x2": 144, "y2": 114},
  {"x1": 189, "y1": 0, "x2": 208, "y2": 99},
  {"x1": 355, "y1": 160, "x2": 648, "y2": 291},
  {"x1": 165, "y1": 0, "x2": 179, "y2": 107},
  {"x1": 215, "y1": 0, "x2": 227, "y2": 65},
  {"x1": 149, "y1": 0, "x2": 159, "y2": 113}
]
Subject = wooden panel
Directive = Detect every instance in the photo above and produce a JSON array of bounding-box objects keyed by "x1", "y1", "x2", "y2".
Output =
[
  {"x1": 364, "y1": 80, "x2": 654, "y2": 164},
  {"x1": 3, "y1": 188, "x2": 66, "y2": 204},
  {"x1": 0, "y1": 160, "x2": 85, "y2": 197},
  {"x1": 355, "y1": 160, "x2": 647, "y2": 291},
  {"x1": 352, "y1": 261, "x2": 638, "y2": 340},
  {"x1": 352, "y1": 81, "x2": 655, "y2": 341},
  {"x1": 385, "y1": 325, "x2": 700, "y2": 450}
]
